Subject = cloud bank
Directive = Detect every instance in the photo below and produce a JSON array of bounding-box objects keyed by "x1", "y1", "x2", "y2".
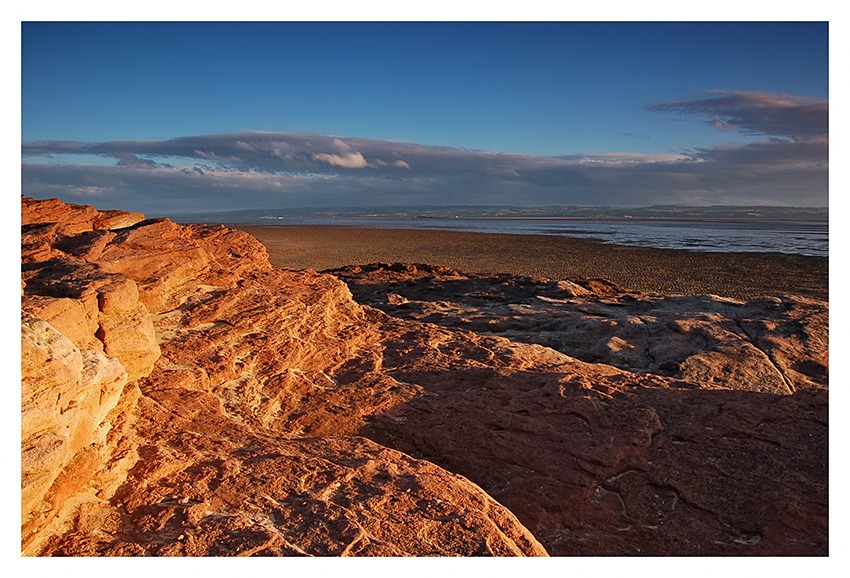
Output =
[{"x1": 22, "y1": 90, "x2": 828, "y2": 215}]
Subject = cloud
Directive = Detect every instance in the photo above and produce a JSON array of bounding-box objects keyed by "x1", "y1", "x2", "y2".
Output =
[
  {"x1": 114, "y1": 152, "x2": 159, "y2": 168},
  {"x1": 648, "y1": 90, "x2": 828, "y2": 141},
  {"x1": 21, "y1": 91, "x2": 828, "y2": 214},
  {"x1": 313, "y1": 151, "x2": 369, "y2": 169}
]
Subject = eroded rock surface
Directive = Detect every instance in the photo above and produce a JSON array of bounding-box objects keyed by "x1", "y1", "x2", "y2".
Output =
[
  {"x1": 329, "y1": 263, "x2": 828, "y2": 394},
  {"x1": 21, "y1": 198, "x2": 545, "y2": 556},
  {"x1": 21, "y1": 314, "x2": 131, "y2": 552},
  {"x1": 21, "y1": 198, "x2": 828, "y2": 556}
]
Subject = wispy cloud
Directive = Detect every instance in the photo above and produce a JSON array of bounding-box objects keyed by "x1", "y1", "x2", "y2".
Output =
[
  {"x1": 648, "y1": 90, "x2": 828, "y2": 140},
  {"x1": 21, "y1": 90, "x2": 828, "y2": 214}
]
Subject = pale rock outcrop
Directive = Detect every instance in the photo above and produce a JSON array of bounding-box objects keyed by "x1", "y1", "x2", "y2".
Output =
[
  {"x1": 21, "y1": 314, "x2": 129, "y2": 554},
  {"x1": 21, "y1": 199, "x2": 160, "y2": 553},
  {"x1": 22, "y1": 260, "x2": 159, "y2": 382}
]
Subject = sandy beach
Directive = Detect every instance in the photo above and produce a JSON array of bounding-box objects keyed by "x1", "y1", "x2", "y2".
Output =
[{"x1": 237, "y1": 226, "x2": 828, "y2": 302}]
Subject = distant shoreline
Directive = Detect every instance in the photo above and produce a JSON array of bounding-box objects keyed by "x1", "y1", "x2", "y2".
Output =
[
  {"x1": 219, "y1": 216, "x2": 828, "y2": 258},
  {"x1": 244, "y1": 215, "x2": 829, "y2": 224},
  {"x1": 168, "y1": 204, "x2": 829, "y2": 225},
  {"x1": 237, "y1": 225, "x2": 828, "y2": 302}
]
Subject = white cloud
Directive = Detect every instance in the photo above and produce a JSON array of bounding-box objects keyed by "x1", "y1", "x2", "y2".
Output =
[{"x1": 313, "y1": 151, "x2": 369, "y2": 169}]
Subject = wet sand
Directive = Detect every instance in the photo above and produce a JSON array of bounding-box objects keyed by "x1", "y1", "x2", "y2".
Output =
[{"x1": 237, "y1": 226, "x2": 828, "y2": 301}]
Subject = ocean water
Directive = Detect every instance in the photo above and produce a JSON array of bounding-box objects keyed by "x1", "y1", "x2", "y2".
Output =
[{"x1": 241, "y1": 216, "x2": 828, "y2": 257}]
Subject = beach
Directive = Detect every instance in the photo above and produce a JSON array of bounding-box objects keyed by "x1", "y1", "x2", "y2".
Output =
[{"x1": 237, "y1": 226, "x2": 828, "y2": 302}]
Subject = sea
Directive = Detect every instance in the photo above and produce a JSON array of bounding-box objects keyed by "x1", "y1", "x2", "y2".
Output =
[
  {"x1": 175, "y1": 206, "x2": 829, "y2": 258},
  {"x1": 233, "y1": 216, "x2": 828, "y2": 257}
]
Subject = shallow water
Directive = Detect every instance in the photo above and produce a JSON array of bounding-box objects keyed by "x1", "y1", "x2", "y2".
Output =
[{"x1": 241, "y1": 216, "x2": 828, "y2": 257}]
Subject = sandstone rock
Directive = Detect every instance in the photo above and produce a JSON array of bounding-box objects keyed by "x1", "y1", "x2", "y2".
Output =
[
  {"x1": 94, "y1": 218, "x2": 273, "y2": 313},
  {"x1": 135, "y1": 263, "x2": 827, "y2": 555},
  {"x1": 22, "y1": 196, "x2": 102, "y2": 236},
  {"x1": 329, "y1": 263, "x2": 828, "y2": 393},
  {"x1": 22, "y1": 260, "x2": 160, "y2": 382},
  {"x1": 21, "y1": 295, "x2": 101, "y2": 353},
  {"x1": 356, "y1": 328, "x2": 828, "y2": 555},
  {"x1": 40, "y1": 412, "x2": 546, "y2": 556},
  {"x1": 22, "y1": 196, "x2": 143, "y2": 235},
  {"x1": 21, "y1": 199, "x2": 163, "y2": 553},
  {"x1": 21, "y1": 198, "x2": 546, "y2": 556},
  {"x1": 21, "y1": 314, "x2": 129, "y2": 554},
  {"x1": 21, "y1": 198, "x2": 828, "y2": 556},
  {"x1": 94, "y1": 209, "x2": 145, "y2": 230},
  {"x1": 21, "y1": 223, "x2": 66, "y2": 264}
]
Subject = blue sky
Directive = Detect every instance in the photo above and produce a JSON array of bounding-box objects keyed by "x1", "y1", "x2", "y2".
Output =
[{"x1": 20, "y1": 19, "x2": 831, "y2": 214}]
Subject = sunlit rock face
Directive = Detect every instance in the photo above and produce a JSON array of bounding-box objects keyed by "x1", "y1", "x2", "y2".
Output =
[
  {"x1": 21, "y1": 314, "x2": 129, "y2": 552},
  {"x1": 20, "y1": 197, "x2": 827, "y2": 556},
  {"x1": 20, "y1": 197, "x2": 546, "y2": 556}
]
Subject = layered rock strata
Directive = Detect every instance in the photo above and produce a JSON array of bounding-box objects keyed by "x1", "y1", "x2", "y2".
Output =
[
  {"x1": 21, "y1": 197, "x2": 544, "y2": 556},
  {"x1": 21, "y1": 197, "x2": 828, "y2": 556}
]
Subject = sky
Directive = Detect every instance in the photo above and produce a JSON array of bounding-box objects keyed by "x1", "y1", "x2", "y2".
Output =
[{"x1": 19, "y1": 18, "x2": 831, "y2": 215}]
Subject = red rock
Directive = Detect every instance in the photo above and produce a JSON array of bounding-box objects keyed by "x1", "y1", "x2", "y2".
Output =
[
  {"x1": 330, "y1": 263, "x2": 828, "y2": 393},
  {"x1": 20, "y1": 198, "x2": 547, "y2": 556},
  {"x1": 20, "y1": 198, "x2": 828, "y2": 556},
  {"x1": 22, "y1": 260, "x2": 160, "y2": 382},
  {"x1": 22, "y1": 196, "x2": 144, "y2": 235},
  {"x1": 95, "y1": 219, "x2": 272, "y2": 313},
  {"x1": 21, "y1": 314, "x2": 129, "y2": 553}
]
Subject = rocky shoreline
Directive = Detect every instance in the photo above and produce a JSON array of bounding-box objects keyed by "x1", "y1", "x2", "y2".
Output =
[{"x1": 21, "y1": 197, "x2": 828, "y2": 556}]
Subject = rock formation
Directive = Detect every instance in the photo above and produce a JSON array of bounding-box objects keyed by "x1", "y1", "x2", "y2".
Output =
[
  {"x1": 20, "y1": 197, "x2": 828, "y2": 556},
  {"x1": 329, "y1": 263, "x2": 828, "y2": 395}
]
